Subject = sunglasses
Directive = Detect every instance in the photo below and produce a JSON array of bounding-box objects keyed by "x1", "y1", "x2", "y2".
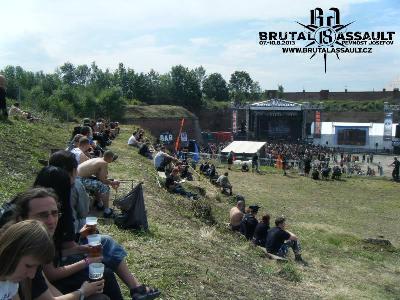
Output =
[{"x1": 34, "y1": 210, "x2": 62, "y2": 220}]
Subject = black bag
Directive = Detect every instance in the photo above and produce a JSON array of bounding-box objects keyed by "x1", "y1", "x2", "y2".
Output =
[
  {"x1": 0, "y1": 201, "x2": 15, "y2": 228},
  {"x1": 113, "y1": 182, "x2": 148, "y2": 230}
]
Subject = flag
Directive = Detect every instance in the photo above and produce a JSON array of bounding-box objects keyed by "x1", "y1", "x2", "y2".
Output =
[
  {"x1": 175, "y1": 118, "x2": 185, "y2": 151},
  {"x1": 193, "y1": 142, "x2": 200, "y2": 163}
]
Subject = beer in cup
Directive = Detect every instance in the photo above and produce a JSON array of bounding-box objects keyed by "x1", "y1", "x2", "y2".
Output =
[
  {"x1": 87, "y1": 234, "x2": 102, "y2": 257},
  {"x1": 86, "y1": 217, "x2": 98, "y2": 235},
  {"x1": 89, "y1": 263, "x2": 104, "y2": 282}
]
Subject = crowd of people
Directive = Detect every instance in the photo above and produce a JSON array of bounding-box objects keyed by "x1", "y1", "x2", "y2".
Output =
[
  {"x1": 0, "y1": 118, "x2": 161, "y2": 300},
  {"x1": 229, "y1": 200, "x2": 306, "y2": 264}
]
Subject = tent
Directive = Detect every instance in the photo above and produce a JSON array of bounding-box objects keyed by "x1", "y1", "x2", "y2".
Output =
[{"x1": 221, "y1": 141, "x2": 266, "y2": 154}]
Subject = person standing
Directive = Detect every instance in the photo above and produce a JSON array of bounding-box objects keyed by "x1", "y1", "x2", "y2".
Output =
[
  {"x1": 389, "y1": 157, "x2": 399, "y2": 181},
  {"x1": 0, "y1": 74, "x2": 7, "y2": 118},
  {"x1": 227, "y1": 151, "x2": 234, "y2": 170},
  {"x1": 252, "y1": 152, "x2": 259, "y2": 173}
]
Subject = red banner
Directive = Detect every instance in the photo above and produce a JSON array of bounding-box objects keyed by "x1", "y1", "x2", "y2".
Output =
[{"x1": 314, "y1": 111, "x2": 321, "y2": 138}]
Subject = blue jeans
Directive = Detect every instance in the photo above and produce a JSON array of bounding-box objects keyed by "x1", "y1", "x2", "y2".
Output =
[
  {"x1": 172, "y1": 186, "x2": 196, "y2": 199},
  {"x1": 277, "y1": 240, "x2": 301, "y2": 257}
]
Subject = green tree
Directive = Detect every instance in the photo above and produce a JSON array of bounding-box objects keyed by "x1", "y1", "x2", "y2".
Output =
[
  {"x1": 203, "y1": 73, "x2": 229, "y2": 101},
  {"x1": 59, "y1": 62, "x2": 76, "y2": 86},
  {"x1": 229, "y1": 71, "x2": 254, "y2": 105},
  {"x1": 170, "y1": 65, "x2": 202, "y2": 110},
  {"x1": 97, "y1": 87, "x2": 126, "y2": 120},
  {"x1": 75, "y1": 64, "x2": 91, "y2": 86},
  {"x1": 194, "y1": 66, "x2": 206, "y2": 89}
]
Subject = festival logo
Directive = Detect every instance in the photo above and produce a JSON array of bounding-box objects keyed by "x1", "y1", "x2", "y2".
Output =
[{"x1": 259, "y1": 7, "x2": 396, "y2": 72}]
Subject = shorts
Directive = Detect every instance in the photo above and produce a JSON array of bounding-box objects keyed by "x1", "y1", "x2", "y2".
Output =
[{"x1": 79, "y1": 176, "x2": 110, "y2": 194}]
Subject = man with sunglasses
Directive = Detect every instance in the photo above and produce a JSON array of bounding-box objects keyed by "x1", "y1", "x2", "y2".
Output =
[{"x1": 10, "y1": 187, "x2": 113, "y2": 300}]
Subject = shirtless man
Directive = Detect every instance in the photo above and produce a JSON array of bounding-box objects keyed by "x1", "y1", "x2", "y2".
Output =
[
  {"x1": 77, "y1": 150, "x2": 120, "y2": 217},
  {"x1": 229, "y1": 200, "x2": 245, "y2": 231}
]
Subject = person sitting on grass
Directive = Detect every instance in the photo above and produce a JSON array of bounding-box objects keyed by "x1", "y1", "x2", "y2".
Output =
[
  {"x1": 138, "y1": 140, "x2": 154, "y2": 159},
  {"x1": 11, "y1": 187, "x2": 160, "y2": 300},
  {"x1": 127, "y1": 131, "x2": 142, "y2": 148},
  {"x1": 66, "y1": 134, "x2": 84, "y2": 152},
  {"x1": 229, "y1": 200, "x2": 245, "y2": 231},
  {"x1": 312, "y1": 168, "x2": 320, "y2": 180},
  {"x1": 216, "y1": 172, "x2": 233, "y2": 196},
  {"x1": 71, "y1": 137, "x2": 91, "y2": 165},
  {"x1": 265, "y1": 216, "x2": 307, "y2": 265},
  {"x1": 0, "y1": 220, "x2": 55, "y2": 300},
  {"x1": 77, "y1": 150, "x2": 120, "y2": 218},
  {"x1": 165, "y1": 167, "x2": 198, "y2": 200},
  {"x1": 154, "y1": 146, "x2": 179, "y2": 172},
  {"x1": 252, "y1": 214, "x2": 270, "y2": 247},
  {"x1": 240, "y1": 205, "x2": 260, "y2": 240}
]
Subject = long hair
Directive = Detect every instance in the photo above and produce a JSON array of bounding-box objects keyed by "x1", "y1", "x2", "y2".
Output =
[
  {"x1": 0, "y1": 220, "x2": 54, "y2": 277},
  {"x1": 33, "y1": 166, "x2": 74, "y2": 247},
  {"x1": 10, "y1": 187, "x2": 59, "y2": 222}
]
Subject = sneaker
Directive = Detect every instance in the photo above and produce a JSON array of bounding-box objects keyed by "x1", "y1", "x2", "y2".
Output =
[
  {"x1": 130, "y1": 285, "x2": 161, "y2": 300},
  {"x1": 295, "y1": 254, "x2": 309, "y2": 266},
  {"x1": 103, "y1": 208, "x2": 114, "y2": 218}
]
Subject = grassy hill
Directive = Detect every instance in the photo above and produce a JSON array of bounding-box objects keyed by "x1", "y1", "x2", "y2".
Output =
[
  {"x1": 1, "y1": 118, "x2": 399, "y2": 299},
  {"x1": 124, "y1": 105, "x2": 197, "y2": 120}
]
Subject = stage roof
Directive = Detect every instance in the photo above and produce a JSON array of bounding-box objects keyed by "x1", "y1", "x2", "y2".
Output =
[
  {"x1": 221, "y1": 141, "x2": 266, "y2": 154},
  {"x1": 250, "y1": 98, "x2": 302, "y2": 111}
]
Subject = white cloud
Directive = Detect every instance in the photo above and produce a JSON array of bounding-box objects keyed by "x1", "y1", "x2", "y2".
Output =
[{"x1": 0, "y1": 0, "x2": 396, "y2": 92}]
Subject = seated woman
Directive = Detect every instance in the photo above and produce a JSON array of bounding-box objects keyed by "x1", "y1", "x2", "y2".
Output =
[
  {"x1": 0, "y1": 220, "x2": 54, "y2": 300},
  {"x1": 252, "y1": 214, "x2": 270, "y2": 247},
  {"x1": 33, "y1": 164, "x2": 160, "y2": 300},
  {"x1": 10, "y1": 188, "x2": 114, "y2": 300}
]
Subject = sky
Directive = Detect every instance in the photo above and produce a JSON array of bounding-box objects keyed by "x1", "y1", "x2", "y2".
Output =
[{"x1": 0, "y1": 0, "x2": 399, "y2": 92}]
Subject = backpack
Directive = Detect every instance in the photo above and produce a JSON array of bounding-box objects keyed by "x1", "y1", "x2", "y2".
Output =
[{"x1": 0, "y1": 201, "x2": 15, "y2": 228}]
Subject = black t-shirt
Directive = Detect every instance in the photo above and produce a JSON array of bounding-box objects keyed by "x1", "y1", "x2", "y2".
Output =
[
  {"x1": 393, "y1": 160, "x2": 400, "y2": 169},
  {"x1": 240, "y1": 214, "x2": 258, "y2": 240},
  {"x1": 165, "y1": 175, "x2": 175, "y2": 190},
  {"x1": 252, "y1": 154, "x2": 258, "y2": 163},
  {"x1": 31, "y1": 268, "x2": 48, "y2": 299},
  {"x1": 253, "y1": 223, "x2": 270, "y2": 246},
  {"x1": 265, "y1": 227, "x2": 291, "y2": 254}
]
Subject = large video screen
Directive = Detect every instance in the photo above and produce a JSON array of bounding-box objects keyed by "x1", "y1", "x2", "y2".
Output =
[{"x1": 337, "y1": 128, "x2": 367, "y2": 146}]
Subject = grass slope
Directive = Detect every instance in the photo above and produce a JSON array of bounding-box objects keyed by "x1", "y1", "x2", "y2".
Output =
[
  {"x1": 0, "y1": 118, "x2": 72, "y2": 201},
  {"x1": 124, "y1": 105, "x2": 197, "y2": 119},
  {"x1": 0, "y1": 119, "x2": 399, "y2": 299}
]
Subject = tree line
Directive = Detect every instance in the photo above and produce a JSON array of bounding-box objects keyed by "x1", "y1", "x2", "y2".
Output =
[{"x1": 1, "y1": 62, "x2": 262, "y2": 120}]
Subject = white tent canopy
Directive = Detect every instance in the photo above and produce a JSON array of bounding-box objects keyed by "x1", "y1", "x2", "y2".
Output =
[{"x1": 221, "y1": 141, "x2": 266, "y2": 154}]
